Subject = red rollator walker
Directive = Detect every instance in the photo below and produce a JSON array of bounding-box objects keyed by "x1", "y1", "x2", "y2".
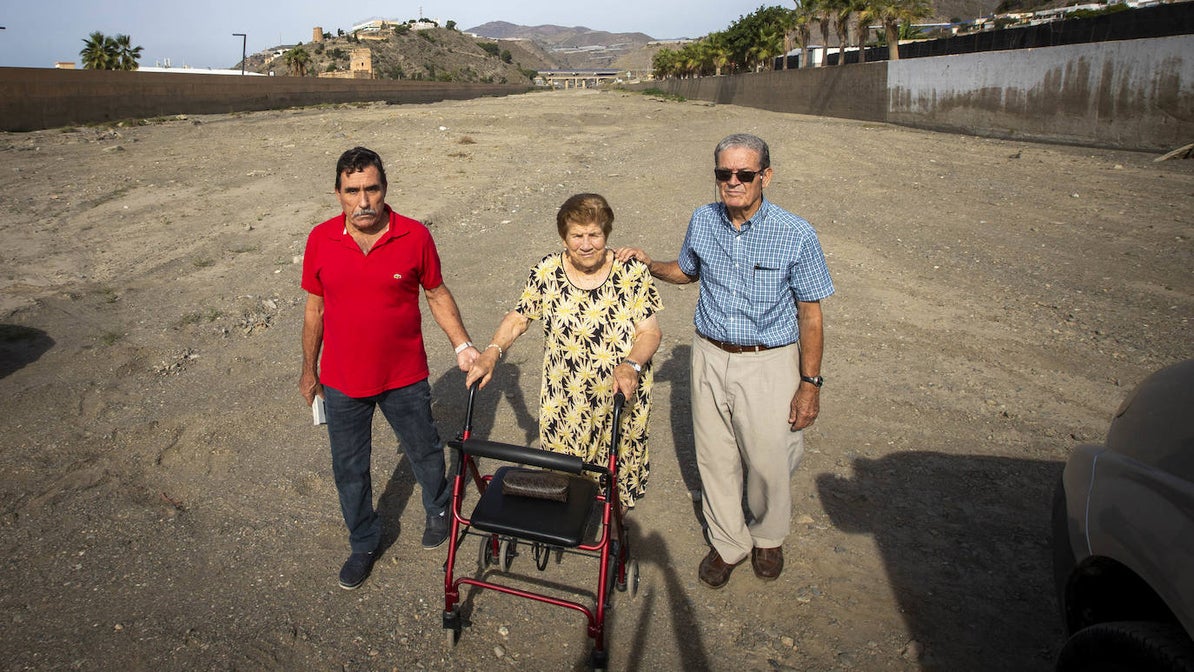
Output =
[{"x1": 442, "y1": 383, "x2": 639, "y2": 671}]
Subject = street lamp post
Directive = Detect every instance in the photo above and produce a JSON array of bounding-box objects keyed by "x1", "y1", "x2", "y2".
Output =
[{"x1": 232, "y1": 33, "x2": 246, "y2": 75}]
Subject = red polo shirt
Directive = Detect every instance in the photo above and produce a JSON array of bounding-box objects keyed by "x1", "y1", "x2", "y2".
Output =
[{"x1": 301, "y1": 206, "x2": 444, "y2": 397}]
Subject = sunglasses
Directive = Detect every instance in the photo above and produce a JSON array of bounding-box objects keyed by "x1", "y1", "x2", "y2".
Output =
[{"x1": 714, "y1": 168, "x2": 763, "y2": 183}]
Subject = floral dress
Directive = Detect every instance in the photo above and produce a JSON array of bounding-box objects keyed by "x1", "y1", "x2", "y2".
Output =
[{"x1": 515, "y1": 252, "x2": 663, "y2": 508}]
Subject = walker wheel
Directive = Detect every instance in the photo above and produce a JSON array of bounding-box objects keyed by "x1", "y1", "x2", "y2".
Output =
[
  {"x1": 499, "y1": 538, "x2": 516, "y2": 571},
  {"x1": 477, "y1": 535, "x2": 497, "y2": 571},
  {"x1": 532, "y1": 542, "x2": 550, "y2": 570},
  {"x1": 616, "y1": 559, "x2": 630, "y2": 592}
]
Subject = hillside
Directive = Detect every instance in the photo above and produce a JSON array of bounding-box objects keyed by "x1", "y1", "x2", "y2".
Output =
[
  {"x1": 467, "y1": 22, "x2": 656, "y2": 69},
  {"x1": 935, "y1": 0, "x2": 1003, "y2": 21},
  {"x1": 481, "y1": 38, "x2": 560, "y2": 71},
  {"x1": 241, "y1": 27, "x2": 538, "y2": 83}
]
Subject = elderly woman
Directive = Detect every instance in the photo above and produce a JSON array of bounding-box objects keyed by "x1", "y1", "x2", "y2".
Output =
[{"x1": 466, "y1": 193, "x2": 663, "y2": 511}]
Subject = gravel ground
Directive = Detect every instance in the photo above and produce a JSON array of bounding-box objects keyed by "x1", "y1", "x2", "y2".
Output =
[{"x1": 1, "y1": 88, "x2": 1191, "y2": 671}]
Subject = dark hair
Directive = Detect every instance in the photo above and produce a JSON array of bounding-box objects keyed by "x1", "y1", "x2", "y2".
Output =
[
  {"x1": 335, "y1": 146, "x2": 387, "y2": 190},
  {"x1": 714, "y1": 133, "x2": 771, "y2": 170},
  {"x1": 556, "y1": 193, "x2": 614, "y2": 238}
]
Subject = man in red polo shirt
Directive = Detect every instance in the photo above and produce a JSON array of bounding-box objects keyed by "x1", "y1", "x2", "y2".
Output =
[{"x1": 299, "y1": 147, "x2": 480, "y2": 590}]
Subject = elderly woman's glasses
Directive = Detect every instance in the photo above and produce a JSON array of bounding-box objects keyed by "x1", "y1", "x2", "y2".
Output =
[{"x1": 714, "y1": 168, "x2": 762, "y2": 182}]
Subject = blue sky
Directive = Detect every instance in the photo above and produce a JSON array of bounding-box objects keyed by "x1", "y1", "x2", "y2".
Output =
[{"x1": 0, "y1": 1, "x2": 782, "y2": 69}]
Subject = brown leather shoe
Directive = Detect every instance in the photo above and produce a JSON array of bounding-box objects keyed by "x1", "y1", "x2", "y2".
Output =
[
  {"x1": 698, "y1": 548, "x2": 744, "y2": 589},
  {"x1": 751, "y1": 546, "x2": 784, "y2": 580}
]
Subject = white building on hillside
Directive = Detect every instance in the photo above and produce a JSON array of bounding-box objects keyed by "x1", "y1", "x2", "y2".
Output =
[{"x1": 350, "y1": 17, "x2": 442, "y2": 34}]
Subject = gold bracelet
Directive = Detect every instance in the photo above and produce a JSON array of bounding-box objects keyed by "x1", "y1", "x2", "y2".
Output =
[{"x1": 485, "y1": 343, "x2": 503, "y2": 359}]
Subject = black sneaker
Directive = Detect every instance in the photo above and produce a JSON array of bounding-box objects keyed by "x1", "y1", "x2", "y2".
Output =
[
  {"x1": 338, "y1": 551, "x2": 375, "y2": 590},
  {"x1": 422, "y1": 511, "x2": 450, "y2": 549}
]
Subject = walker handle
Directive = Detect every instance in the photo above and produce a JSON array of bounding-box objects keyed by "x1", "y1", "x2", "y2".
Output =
[
  {"x1": 461, "y1": 381, "x2": 479, "y2": 440},
  {"x1": 452, "y1": 438, "x2": 587, "y2": 475},
  {"x1": 608, "y1": 392, "x2": 626, "y2": 472}
]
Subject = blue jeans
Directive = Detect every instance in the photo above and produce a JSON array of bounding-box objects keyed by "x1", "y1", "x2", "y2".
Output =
[{"x1": 324, "y1": 379, "x2": 449, "y2": 553}]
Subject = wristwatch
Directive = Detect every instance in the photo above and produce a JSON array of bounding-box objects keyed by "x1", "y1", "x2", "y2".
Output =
[
  {"x1": 800, "y1": 375, "x2": 824, "y2": 388},
  {"x1": 623, "y1": 359, "x2": 643, "y2": 374}
]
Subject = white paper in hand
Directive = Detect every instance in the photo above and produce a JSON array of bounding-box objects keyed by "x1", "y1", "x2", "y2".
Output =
[{"x1": 312, "y1": 396, "x2": 327, "y2": 425}]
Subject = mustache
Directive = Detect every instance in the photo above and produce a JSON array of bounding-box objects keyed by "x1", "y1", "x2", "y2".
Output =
[{"x1": 352, "y1": 208, "x2": 378, "y2": 217}]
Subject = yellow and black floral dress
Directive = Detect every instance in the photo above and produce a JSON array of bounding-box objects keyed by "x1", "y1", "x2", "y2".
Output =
[{"x1": 515, "y1": 252, "x2": 663, "y2": 508}]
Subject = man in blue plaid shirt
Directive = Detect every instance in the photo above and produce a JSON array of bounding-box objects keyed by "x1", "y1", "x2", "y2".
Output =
[{"x1": 617, "y1": 133, "x2": 834, "y2": 588}]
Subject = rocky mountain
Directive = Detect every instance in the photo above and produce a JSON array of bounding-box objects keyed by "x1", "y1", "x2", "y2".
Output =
[
  {"x1": 466, "y1": 22, "x2": 657, "y2": 69},
  {"x1": 935, "y1": 0, "x2": 1003, "y2": 21},
  {"x1": 467, "y1": 22, "x2": 655, "y2": 47},
  {"x1": 241, "y1": 27, "x2": 539, "y2": 83}
]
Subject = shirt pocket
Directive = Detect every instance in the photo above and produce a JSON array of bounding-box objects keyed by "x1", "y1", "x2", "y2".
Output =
[{"x1": 749, "y1": 260, "x2": 788, "y2": 306}]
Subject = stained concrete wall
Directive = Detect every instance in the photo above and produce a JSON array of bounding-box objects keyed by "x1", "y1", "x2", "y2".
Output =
[
  {"x1": 644, "y1": 63, "x2": 889, "y2": 123},
  {"x1": 632, "y1": 35, "x2": 1193, "y2": 152},
  {"x1": 0, "y1": 68, "x2": 531, "y2": 132},
  {"x1": 887, "y1": 34, "x2": 1194, "y2": 150}
]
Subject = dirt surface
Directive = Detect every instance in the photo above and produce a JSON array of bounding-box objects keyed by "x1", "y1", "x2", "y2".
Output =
[{"x1": 1, "y1": 89, "x2": 1191, "y2": 672}]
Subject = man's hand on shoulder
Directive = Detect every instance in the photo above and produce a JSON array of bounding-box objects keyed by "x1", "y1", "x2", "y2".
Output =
[{"x1": 613, "y1": 247, "x2": 652, "y2": 266}]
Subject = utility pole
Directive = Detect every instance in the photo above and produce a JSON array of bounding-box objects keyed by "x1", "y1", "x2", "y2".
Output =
[{"x1": 232, "y1": 33, "x2": 246, "y2": 75}]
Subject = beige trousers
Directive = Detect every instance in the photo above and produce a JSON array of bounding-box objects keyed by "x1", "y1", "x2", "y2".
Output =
[{"x1": 691, "y1": 334, "x2": 804, "y2": 564}]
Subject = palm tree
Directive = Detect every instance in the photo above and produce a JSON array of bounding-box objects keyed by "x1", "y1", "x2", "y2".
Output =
[
  {"x1": 855, "y1": 2, "x2": 877, "y2": 62},
  {"x1": 831, "y1": 0, "x2": 850, "y2": 64},
  {"x1": 652, "y1": 48, "x2": 679, "y2": 79},
  {"x1": 706, "y1": 32, "x2": 732, "y2": 76},
  {"x1": 284, "y1": 45, "x2": 311, "y2": 77},
  {"x1": 831, "y1": 0, "x2": 869, "y2": 65},
  {"x1": 697, "y1": 39, "x2": 711, "y2": 76},
  {"x1": 749, "y1": 24, "x2": 784, "y2": 72},
  {"x1": 812, "y1": 0, "x2": 834, "y2": 67},
  {"x1": 114, "y1": 34, "x2": 142, "y2": 71},
  {"x1": 792, "y1": 0, "x2": 816, "y2": 68},
  {"x1": 80, "y1": 31, "x2": 142, "y2": 70},
  {"x1": 868, "y1": 0, "x2": 932, "y2": 60},
  {"x1": 80, "y1": 31, "x2": 117, "y2": 70},
  {"x1": 776, "y1": 9, "x2": 798, "y2": 70},
  {"x1": 679, "y1": 42, "x2": 703, "y2": 77}
]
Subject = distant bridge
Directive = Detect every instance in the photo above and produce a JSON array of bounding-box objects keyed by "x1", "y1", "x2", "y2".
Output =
[{"x1": 536, "y1": 69, "x2": 625, "y2": 88}]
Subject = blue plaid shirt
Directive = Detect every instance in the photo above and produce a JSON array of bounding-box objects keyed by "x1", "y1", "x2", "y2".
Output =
[{"x1": 678, "y1": 198, "x2": 834, "y2": 347}]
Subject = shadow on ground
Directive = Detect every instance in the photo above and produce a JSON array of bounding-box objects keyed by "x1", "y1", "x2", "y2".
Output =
[
  {"x1": 621, "y1": 528, "x2": 713, "y2": 671},
  {"x1": 0, "y1": 325, "x2": 54, "y2": 380},
  {"x1": 817, "y1": 451, "x2": 1065, "y2": 671},
  {"x1": 653, "y1": 344, "x2": 705, "y2": 526}
]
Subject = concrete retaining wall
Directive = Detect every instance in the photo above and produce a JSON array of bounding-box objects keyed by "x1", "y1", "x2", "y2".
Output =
[
  {"x1": 632, "y1": 35, "x2": 1193, "y2": 152},
  {"x1": 655, "y1": 63, "x2": 889, "y2": 122},
  {"x1": 887, "y1": 34, "x2": 1194, "y2": 150},
  {"x1": 0, "y1": 68, "x2": 531, "y2": 132}
]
